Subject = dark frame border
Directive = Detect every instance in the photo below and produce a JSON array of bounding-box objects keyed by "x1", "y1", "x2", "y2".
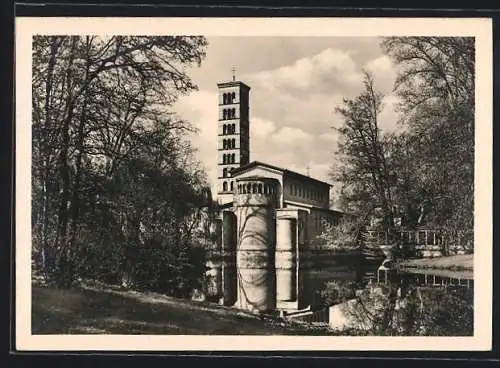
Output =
[{"x1": 6, "y1": 2, "x2": 500, "y2": 365}]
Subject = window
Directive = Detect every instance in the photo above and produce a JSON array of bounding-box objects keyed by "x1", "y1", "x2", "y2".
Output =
[
  {"x1": 231, "y1": 153, "x2": 235, "y2": 164},
  {"x1": 223, "y1": 109, "x2": 227, "y2": 120},
  {"x1": 230, "y1": 181, "x2": 234, "y2": 191},
  {"x1": 231, "y1": 108, "x2": 236, "y2": 119},
  {"x1": 223, "y1": 168, "x2": 228, "y2": 178},
  {"x1": 232, "y1": 123, "x2": 236, "y2": 134},
  {"x1": 231, "y1": 92, "x2": 236, "y2": 102},
  {"x1": 258, "y1": 184, "x2": 263, "y2": 194},
  {"x1": 223, "y1": 181, "x2": 228, "y2": 191},
  {"x1": 232, "y1": 139, "x2": 236, "y2": 149}
]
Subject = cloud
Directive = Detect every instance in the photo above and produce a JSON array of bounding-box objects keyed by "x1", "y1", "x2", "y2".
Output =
[
  {"x1": 174, "y1": 39, "x2": 401, "y2": 198},
  {"x1": 378, "y1": 94, "x2": 402, "y2": 133},
  {"x1": 173, "y1": 90, "x2": 219, "y2": 194},
  {"x1": 364, "y1": 55, "x2": 398, "y2": 94},
  {"x1": 250, "y1": 48, "x2": 362, "y2": 97},
  {"x1": 251, "y1": 117, "x2": 277, "y2": 137},
  {"x1": 270, "y1": 126, "x2": 314, "y2": 146},
  {"x1": 319, "y1": 131, "x2": 338, "y2": 143}
]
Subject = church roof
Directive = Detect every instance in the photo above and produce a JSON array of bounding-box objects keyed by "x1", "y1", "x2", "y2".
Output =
[
  {"x1": 217, "y1": 80, "x2": 251, "y2": 90},
  {"x1": 232, "y1": 161, "x2": 333, "y2": 188}
]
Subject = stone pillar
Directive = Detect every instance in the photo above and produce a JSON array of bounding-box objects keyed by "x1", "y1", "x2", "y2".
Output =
[
  {"x1": 221, "y1": 211, "x2": 237, "y2": 306},
  {"x1": 275, "y1": 218, "x2": 297, "y2": 302},
  {"x1": 234, "y1": 178, "x2": 278, "y2": 312},
  {"x1": 205, "y1": 218, "x2": 222, "y2": 300}
]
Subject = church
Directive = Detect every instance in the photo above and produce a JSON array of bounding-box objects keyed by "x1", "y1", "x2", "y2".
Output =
[{"x1": 207, "y1": 77, "x2": 350, "y2": 314}]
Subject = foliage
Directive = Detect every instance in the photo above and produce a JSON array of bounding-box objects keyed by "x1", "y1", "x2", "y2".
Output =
[
  {"x1": 331, "y1": 71, "x2": 396, "y2": 230},
  {"x1": 32, "y1": 35, "x2": 211, "y2": 295},
  {"x1": 340, "y1": 284, "x2": 473, "y2": 336},
  {"x1": 381, "y1": 37, "x2": 474, "y2": 239},
  {"x1": 324, "y1": 37, "x2": 474, "y2": 254},
  {"x1": 318, "y1": 280, "x2": 359, "y2": 308},
  {"x1": 317, "y1": 216, "x2": 365, "y2": 250}
]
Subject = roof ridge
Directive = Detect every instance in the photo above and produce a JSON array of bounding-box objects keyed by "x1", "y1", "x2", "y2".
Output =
[{"x1": 232, "y1": 161, "x2": 332, "y2": 187}]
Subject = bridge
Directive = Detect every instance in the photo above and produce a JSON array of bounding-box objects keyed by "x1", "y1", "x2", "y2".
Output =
[{"x1": 363, "y1": 228, "x2": 473, "y2": 258}]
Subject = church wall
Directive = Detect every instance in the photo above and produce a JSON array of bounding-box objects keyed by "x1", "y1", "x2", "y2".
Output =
[
  {"x1": 282, "y1": 176, "x2": 330, "y2": 209},
  {"x1": 235, "y1": 167, "x2": 284, "y2": 207},
  {"x1": 282, "y1": 203, "x2": 342, "y2": 249}
]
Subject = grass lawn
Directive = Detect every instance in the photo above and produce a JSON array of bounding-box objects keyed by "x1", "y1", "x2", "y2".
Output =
[
  {"x1": 32, "y1": 282, "x2": 334, "y2": 335},
  {"x1": 400, "y1": 254, "x2": 473, "y2": 270},
  {"x1": 398, "y1": 254, "x2": 473, "y2": 279}
]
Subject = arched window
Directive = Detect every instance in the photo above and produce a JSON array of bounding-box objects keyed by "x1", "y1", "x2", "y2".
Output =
[
  {"x1": 231, "y1": 153, "x2": 235, "y2": 163},
  {"x1": 223, "y1": 93, "x2": 227, "y2": 104},
  {"x1": 247, "y1": 183, "x2": 251, "y2": 193},
  {"x1": 231, "y1": 108, "x2": 236, "y2": 119},
  {"x1": 223, "y1": 109, "x2": 227, "y2": 120},
  {"x1": 223, "y1": 125, "x2": 227, "y2": 135},
  {"x1": 223, "y1": 181, "x2": 228, "y2": 192},
  {"x1": 232, "y1": 139, "x2": 236, "y2": 149},
  {"x1": 252, "y1": 183, "x2": 258, "y2": 193},
  {"x1": 258, "y1": 184, "x2": 263, "y2": 194},
  {"x1": 230, "y1": 181, "x2": 234, "y2": 191},
  {"x1": 232, "y1": 123, "x2": 236, "y2": 134},
  {"x1": 231, "y1": 92, "x2": 236, "y2": 102},
  {"x1": 223, "y1": 168, "x2": 228, "y2": 178}
]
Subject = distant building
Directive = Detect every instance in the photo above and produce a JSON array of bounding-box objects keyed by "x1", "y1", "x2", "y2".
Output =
[{"x1": 208, "y1": 78, "x2": 347, "y2": 314}]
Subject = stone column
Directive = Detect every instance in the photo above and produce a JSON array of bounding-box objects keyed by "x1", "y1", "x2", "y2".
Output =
[
  {"x1": 205, "y1": 218, "x2": 222, "y2": 300},
  {"x1": 234, "y1": 178, "x2": 278, "y2": 312},
  {"x1": 275, "y1": 217, "x2": 297, "y2": 302},
  {"x1": 221, "y1": 210, "x2": 237, "y2": 306}
]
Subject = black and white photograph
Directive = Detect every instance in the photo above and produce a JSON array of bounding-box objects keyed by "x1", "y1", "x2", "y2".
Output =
[{"x1": 15, "y1": 17, "x2": 492, "y2": 351}]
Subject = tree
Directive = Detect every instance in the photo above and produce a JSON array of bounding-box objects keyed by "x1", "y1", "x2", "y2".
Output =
[
  {"x1": 32, "y1": 36, "x2": 209, "y2": 288},
  {"x1": 381, "y1": 37, "x2": 474, "y2": 248},
  {"x1": 330, "y1": 71, "x2": 396, "y2": 235}
]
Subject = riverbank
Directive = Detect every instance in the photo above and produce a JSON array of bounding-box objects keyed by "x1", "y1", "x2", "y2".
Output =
[
  {"x1": 32, "y1": 281, "x2": 335, "y2": 335},
  {"x1": 398, "y1": 254, "x2": 473, "y2": 279}
]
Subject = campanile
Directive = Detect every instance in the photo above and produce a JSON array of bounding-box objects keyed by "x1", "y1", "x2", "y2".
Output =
[{"x1": 216, "y1": 78, "x2": 251, "y2": 205}]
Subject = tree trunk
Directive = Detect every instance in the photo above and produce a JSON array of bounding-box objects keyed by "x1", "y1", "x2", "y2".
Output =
[
  {"x1": 55, "y1": 36, "x2": 78, "y2": 286},
  {"x1": 69, "y1": 36, "x2": 92, "y2": 250}
]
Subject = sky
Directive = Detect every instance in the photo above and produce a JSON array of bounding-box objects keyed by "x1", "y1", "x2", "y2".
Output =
[{"x1": 173, "y1": 37, "x2": 401, "y2": 203}]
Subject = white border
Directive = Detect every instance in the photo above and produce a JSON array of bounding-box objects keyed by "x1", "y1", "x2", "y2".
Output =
[{"x1": 15, "y1": 17, "x2": 493, "y2": 351}]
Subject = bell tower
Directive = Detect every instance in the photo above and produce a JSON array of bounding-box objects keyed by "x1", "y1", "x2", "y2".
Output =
[{"x1": 216, "y1": 76, "x2": 251, "y2": 205}]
